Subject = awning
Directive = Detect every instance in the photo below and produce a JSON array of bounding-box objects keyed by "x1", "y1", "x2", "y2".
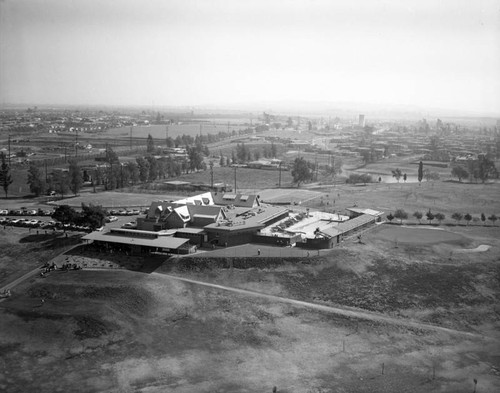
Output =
[{"x1": 82, "y1": 232, "x2": 189, "y2": 249}]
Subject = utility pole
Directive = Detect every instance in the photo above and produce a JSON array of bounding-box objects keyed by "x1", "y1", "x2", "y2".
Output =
[
  {"x1": 209, "y1": 161, "x2": 214, "y2": 189},
  {"x1": 278, "y1": 161, "x2": 282, "y2": 188},
  {"x1": 129, "y1": 126, "x2": 132, "y2": 150},
  {"x1": 8, "y1": 135, "x2": 11, "y2": 166},
  {"x1": 75, "y1": 128, "x2": 78, "y2": 157},
  {"x1": 120, "y1": 163, "x2": 124, "y2": 189},
  {"x1": 314, "y1": 153, "x2": 318, "y2": 181},
  {"x1": 165, "y1": 125, "x2": 169, "y2": 147},
  {"x1": 45, "y1": 160, "x2": 48, "y2": 183},
  {"x1": 233, "y1": 166, "x2": 237, "y2": 193}
]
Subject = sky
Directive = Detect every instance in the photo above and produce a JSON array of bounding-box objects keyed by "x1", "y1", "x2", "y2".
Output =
[{"x1": 1, "y1": 0, "x2": 499, "y2": 115}]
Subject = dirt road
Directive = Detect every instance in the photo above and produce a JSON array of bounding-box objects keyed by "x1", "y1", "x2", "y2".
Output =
[{"x1": 155, "y1": 272, "x2": 487, "y2": 338}]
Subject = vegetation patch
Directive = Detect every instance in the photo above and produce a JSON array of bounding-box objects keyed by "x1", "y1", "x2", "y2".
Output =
[{"x1": 74, "y1": 315, "x2": 110, "y2": 339}]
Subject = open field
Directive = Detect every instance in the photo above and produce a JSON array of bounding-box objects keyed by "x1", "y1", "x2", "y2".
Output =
[
  {"x1": 0, "y1": 227, "x2": 82, "y2": 287},
  {"x1": 1, "y1": 268, "x2": 499, "y2": 393},
  {"x1": 311, "y1": 180, "x2": 500, "y2": 220},
  {"x1": 0, "y1": 153, "x2": 499, "y2": 392}
]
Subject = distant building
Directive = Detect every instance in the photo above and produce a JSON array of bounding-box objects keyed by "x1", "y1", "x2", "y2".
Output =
[{"x1": 358, "y1": 114, "x2": 365, "y2": 128}]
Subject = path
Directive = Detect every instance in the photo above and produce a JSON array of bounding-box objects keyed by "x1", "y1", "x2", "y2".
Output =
[
  {"x1": 154, "y1": 272, "x2": 485, "y2": 338},
  {"x1": 0, "y1": 267, "x2": 41, "y2": 302},
  {"x1": 1, "y1": 262, "x2": 489, "y2": 339}
]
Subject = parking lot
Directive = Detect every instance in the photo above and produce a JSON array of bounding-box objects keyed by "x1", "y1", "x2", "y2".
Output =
[{"x1": 0, "y1": 206, "x2": 144, "y2": 232}]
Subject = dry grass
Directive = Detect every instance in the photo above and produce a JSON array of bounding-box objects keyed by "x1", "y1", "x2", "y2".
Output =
[{"x1": 1, "y1": 270, "x2": 499, "y2": 392}]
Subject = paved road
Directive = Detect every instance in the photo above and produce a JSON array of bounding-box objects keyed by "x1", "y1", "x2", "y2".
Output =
[{"x1": 154, "y1": 272, "x2": 485, "y2": 338}]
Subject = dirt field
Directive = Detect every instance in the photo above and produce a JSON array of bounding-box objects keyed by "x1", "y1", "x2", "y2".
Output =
[{"x1": 1, "y1": 269, "x2": 499, "y2": 393}]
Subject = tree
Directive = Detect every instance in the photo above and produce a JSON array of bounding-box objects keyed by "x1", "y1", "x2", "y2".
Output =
[
  {"x1": 145, "y1": 155, "x2": 158, "y2": 181},
  {"x1": 464, "y1": 213, "x2": 472, "y2": 226},
  {"x1": 394, "y1": 209, "x2": 408, "y2": 224},
  {"x1": 426, "y1": 210, "x2": 435, "y2": 224},
  {"x1": 386, "y1": 213, "x2": 394, "y2": 223},
  {"x1": 424, "y1": 169, "x2": 440, "y2": 182},
  {"x1": 477, "y1": 156, "x2": 498, "y2": 183},
  {"x1": 291, "y1": 157, "x2": 313, "y2": 187},
  {"x1": 27, "y1": 161, "x2": 46, "y2": 197},
  {"x1": 325, "y1": 157, "x2": 342, "y2": 183},
  {"x1": 236, "y1": 143, "x2": 250, "y2": 163},
  {"x1": 126, "y1": 161, "x2": 140, "y2": 184},
  {"x1": 80, "y1": 203, "x2": 106, "y2": 230},
  {"x1": 147, "y1": 134, "x2": 155, "y2": 153},
  {"x1": 52, "y1": 170, "x2": 70, "y2": 198},
  {"x1": 68, "y1": 159, "x2": 82, "y2": 196},
  {"x1": 451, "y1": 212, "x2": 463, "y2": 225},
  {"x1": 105, "y1": 146, "x2": 120, "y2": 164},
  {"x1": 0, "y1": 152, "x2": 13, "y2": 198},
  {"x1": 270, "y1": 142, "x2": 277, "y2": 158},
  {"x1": 392, "y1": 168, "x2": 402, "y2": 182},
  {"x1": 488, "y1": 214, "x2": 498, "y2": 226},
  {"x1": 188, "y1": 147, "x2": 204, "y2": 172},
  {"x1": 417, "y1": 161, "x2": 423, "y2": 184},
  {"x1": 480, "y1": 212, "x2": 486, "y2": 226},
  {"x1": 136, "y1": 157, "x2": 150, "y2": 182},
  {"x1": 52, "y1": 204, "x2": 77, "y2": 226},
  {"x1": 413, "y1": 211, "x2": 423, "y2": 224},
  {"x1": 403, "y1": 173, "x2": 407, "y2": 182},
  {"x1": 451, "y1": 166, "x2": 469, "y2": 182},
  {"x1": 435, "y1": 212, "x2": 445, "y2": 225}
]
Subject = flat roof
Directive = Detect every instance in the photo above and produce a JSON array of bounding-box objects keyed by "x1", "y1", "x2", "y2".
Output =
[
  {"x1": 82, "y1": 232, "x2": 189, "y2": 249},
  {"x1": 204, "y1": 205, "x2": 288, "y2": 232},
  {"x1": 346, "y1": 207, "x2": 384, "y2": 216},
  {"x1": 175, "y1": 227, "x2": 206, "y2": 234},
  {"x1": 165, "y1": 180, "x2": 191, "y2": 186}
]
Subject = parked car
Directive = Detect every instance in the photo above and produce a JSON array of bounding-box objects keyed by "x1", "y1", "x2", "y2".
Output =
[
  {"x1": 0, "y1": 209, "x2": 8, "y2": 215},
  {"x1": 27, "y1": 219, "x2": 41, "y2": 227},
  {"x1": 38, "y1": 209, "x2": 54, "y2": 216},
  {"x1": 105, "y1": 216, "x2": 118, "y2": 223},
  {"x1": 131, "y1": 209, "x2": 141, "y2": 215},
  {"x1": 122, "y1": 221, "x2": 137, "y2": 229}
]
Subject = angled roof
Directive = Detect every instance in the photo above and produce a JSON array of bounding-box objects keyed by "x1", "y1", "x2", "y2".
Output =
[{"x1": 211, "y1": 192, "x2": 260, "y2": 208}]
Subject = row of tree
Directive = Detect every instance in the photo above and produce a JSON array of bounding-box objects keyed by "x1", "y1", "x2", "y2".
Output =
[
  {"x1": 0, "y1": 153, "x2": 14, "y2": 198},
  {"x1": 387, "y1": 209, "x2": 498, "y2": 226},
  {"x1": 52, "y1": 203, "x2": 107, "y2": 230},
  {"x1": 24, "y1": 143, "x2": 208, "y2": 197},
  {"x1": 450, "y1": 157, "x2": 498, "y2": 183}
]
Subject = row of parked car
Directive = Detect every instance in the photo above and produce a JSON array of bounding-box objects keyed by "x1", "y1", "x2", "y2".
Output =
[
  {"x1": 0, "y1": 207, "x2": 147, "y2": 217},
  {"x1": 0, "y1": 208, "x2": 55, "y2": 216},
  {"x1": 106, "y1": 208, "x2": 145, "y2": 216},
  {"x1": 0, "y1": 217, "x2": 92, "y2": 232}
]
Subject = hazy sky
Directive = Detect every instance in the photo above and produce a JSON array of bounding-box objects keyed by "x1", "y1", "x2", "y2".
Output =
[{"x1": 1, "y1": 0, "x2": 499, "y2": 114}]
